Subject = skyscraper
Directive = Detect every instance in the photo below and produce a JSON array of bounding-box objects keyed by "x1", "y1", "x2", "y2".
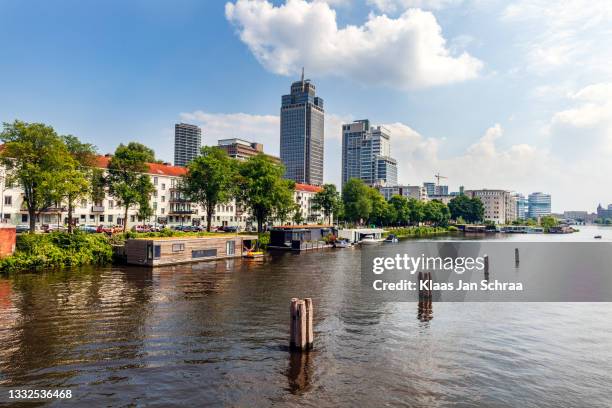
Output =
[
  {"x1": 342, "y1": 120, "x2": 398, "y2": 188},
  {"x1": 528, "y1": 192, "x2": 551, "y2": 219},
  {"x1": 174, "y1": 123, "x2": 201, "y2": 167},
  {"x1": 280, "y1": 70, "x2": 324, "y2": 185}
]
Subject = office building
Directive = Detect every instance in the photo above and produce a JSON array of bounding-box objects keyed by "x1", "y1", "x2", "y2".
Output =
[
  {"x1": 217, "y1": 138, "x2": 280, "y2": 163},
  {"x1": 280, "y1": 71, "x2": 324, "y2": 185},
  {"x1": 513, "y1": 193, "x2": 528, "y2": 220},
  {"x1": 378, "y1": 185, "x2": 427, "y2": 201},
  {"x1": 174, "y1": 123, "x2": 202, "y2": 167},
  {"x1": 341, "y1": 119, "x2": 398, "y2": 187},
  {"x1": 527, "y1": 192, "x2": 551, "y2": 219},
  {"x1": 466, "y1": 189, "x2": 517, "y2": 224}
]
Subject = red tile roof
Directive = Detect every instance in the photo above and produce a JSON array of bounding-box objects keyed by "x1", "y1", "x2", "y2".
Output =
[
  {"x1": 295, "y1": 183, "x2": 323, "y2": 193},
  {"x1": 94, "y1": 155, "x2": 187, "y2": 177}
]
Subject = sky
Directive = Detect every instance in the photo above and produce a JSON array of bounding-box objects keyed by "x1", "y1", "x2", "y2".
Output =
[{"x1": 1, "y1": 0, "x2": 612, "y2": 212}]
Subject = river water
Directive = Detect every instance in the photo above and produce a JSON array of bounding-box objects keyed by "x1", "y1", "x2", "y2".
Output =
[{"x1": 1, "y1": 226, "x2": 611, "y2": 407}]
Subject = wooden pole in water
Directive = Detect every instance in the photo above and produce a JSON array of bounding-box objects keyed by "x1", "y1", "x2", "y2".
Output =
[
  {"x1": 290, "y1": 298, "x2": 299, "y2": 349},
  {"x1": 515, "y1": 248, "x2": 519, "y2": 266},
  {"x1": 304, "y1": 298, "x2": 314, "y2": 350}
]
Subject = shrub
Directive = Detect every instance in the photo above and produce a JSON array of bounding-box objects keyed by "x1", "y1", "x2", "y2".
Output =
[{"x1": 0, "y1": 232, "x2": 113, "y2": 274}]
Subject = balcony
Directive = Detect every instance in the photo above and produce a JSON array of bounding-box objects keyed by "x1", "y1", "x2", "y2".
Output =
[
  {"x1": 91, "y1": 205, "x2": 105, "y2": 212},
  {"x1": 169, "y1": 210, "x2": 195, "y2": 215}
]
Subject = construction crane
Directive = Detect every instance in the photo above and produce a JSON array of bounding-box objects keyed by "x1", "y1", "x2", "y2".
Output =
[{"x1": 434, "y1": 172, "x2": 447, "y2": 187}]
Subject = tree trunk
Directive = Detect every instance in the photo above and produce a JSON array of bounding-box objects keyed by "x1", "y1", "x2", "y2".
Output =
[
  {"x1": 123, "y1": 206, "x2": 129, "y2": 233},
  {"x1": 257, "y1": 217, "x2": 263, "y2": 233},
  {"x1": 206, "y1": 203, "x2": 213, "y2": 232},
  {"x1": 29, "y1": 208, "x2": 36, "y2": 234},
  {"x1": 67, "y1": 201, "x2": 74, "y2": 234}
]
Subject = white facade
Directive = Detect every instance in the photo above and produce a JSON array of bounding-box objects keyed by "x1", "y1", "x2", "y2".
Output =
[
  {"x1": 378, "y1": 185, "x2": 427, "y2": 202},
  {"x1": 465, "y1": 189, "x2": 517, "y2": 224},
  {"x1": 0, "y1": 157, "x2": 325, "y2": 230}
]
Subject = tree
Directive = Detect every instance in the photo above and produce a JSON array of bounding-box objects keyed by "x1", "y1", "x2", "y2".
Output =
[
  {"x1": 342, "y1": 178, "x2": 372, "y2": 225},
  {"x1": 106, "y1": 142, "x2": 155, "y2": 232},
  {"x1": 388, "y1": 195, "x2": 410, "y2": 226},
  {"x1": 0, "y1": 121, "x2": 74, "y2": 233},
  {"x1": 62, "y1": 135, "x2": 97, "y2": 233},
  {"x1": 448, "y1": 195, "x2": 484, "y2": 223},
  {"x1": 406, "y1": 198, "x2": 425, "y2": 226},
  {"x1": 540, "y1": 215, "x2": 558, "y2": 230},
  {"x1": 181, "y1": 147, "x2": 236, "y2": 232},
  {"x1": 368, "y1": 188, "x2": 392, "y2": 226},
  {"x1": 236, "y1": 154, "x2": 295, "y2": 232},
  {"x1": 423, "y1": 199, "x2": 450, "y2": 226},
  {"x1": 312, "y1": 184, "x2": 341, "y2": 224},
  {"x1": 292, "y1": 204, "x2": 304, "y2": 225}
]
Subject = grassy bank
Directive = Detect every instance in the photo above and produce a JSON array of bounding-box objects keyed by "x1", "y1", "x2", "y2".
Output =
[
  {"x1": 0, "y1": 232, "x2": 113, "y2": 274},
  {"x1": 386, "y1": 226, "x2": 455, "y2": 238}
]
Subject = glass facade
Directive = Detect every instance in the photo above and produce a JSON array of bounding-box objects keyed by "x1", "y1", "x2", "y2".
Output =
[
  {"x1": 528, "y1": 192, "x2": 551, "y2": 218},
  {"x1": 174, "y1": 123, "x2": 202, "y2": 167},
  {"x1": 280, "y1": 78, "x2": 324, "y2": 185},
  {"x1": 342, "y1": 120, "x2": 397, "y2": 187}
]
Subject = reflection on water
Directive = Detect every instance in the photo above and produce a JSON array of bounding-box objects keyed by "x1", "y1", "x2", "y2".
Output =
[{"x1": 0, "y1": 229, "x2": 611, "y2": 406}]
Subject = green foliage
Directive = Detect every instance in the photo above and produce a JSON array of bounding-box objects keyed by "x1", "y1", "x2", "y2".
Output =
[
  {"x1": 368, "y1": 187, "x2": 392, "y2": 226},
  {"x1": 312, "y1": 184, "x2": 341, "y2": 224},
  {"x1": 448, "y1": 195, "x2": 484, "y2": 223},
  {"x1": 0, "y1": 232, "x2": 113, "y2": 273},
  {"x1": 423, "y1": 200, "x2": 450, "y2": 226},
  {"x1": 389, "y1": 226, "x2": 450, "y2": 237},
  {"x1": 0, "y1": 120, "x2": 76, "y2": 233},
  {"x1": 182, "y1": 146, "x2": 236, "y2": 231},
  {"x1": 388, "y1": 195, "x2": 410, "y2": 226},
  {"x1": 236, "y1": 154, "x2": 295, "y2": 232},
  {"x1": 342, "y1": 178, "x2": 372, "y2": 224},
  {"x1": 540, "y1": 215, "x2": 558, "y2": 230},
  {"x1": 406, "y1": 198, "x2": 425, "y2": 225},
  {"x1": 107, "y1": 142, "x2": 155, "y2": 232}
]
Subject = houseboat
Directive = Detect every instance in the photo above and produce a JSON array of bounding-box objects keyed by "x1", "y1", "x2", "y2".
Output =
[
  {"x1": 268, "y1": 225, "x2": 337, "y2": 251},
  {"x1": 338, "y1": 228, "x2": 385, "y2": 244},
  {"x1": 125, "y1": 234, "x2": 258, "y2": 266}
]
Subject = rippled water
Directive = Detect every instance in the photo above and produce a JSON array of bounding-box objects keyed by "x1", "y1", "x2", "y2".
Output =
[{"x1": 1, "y1": 228, "x2": 612, "y2": 407}]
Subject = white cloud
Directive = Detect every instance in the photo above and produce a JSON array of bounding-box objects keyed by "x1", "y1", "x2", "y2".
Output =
[
  {"x1": 225, "y1": 0, "x2": 482, "y2": 89},
  {"x1": 367, "y1": 0, "x2": 463, "y2": 13},
  {"x1": 502, "y1": 0, "x2": 612, "y2": 76}
]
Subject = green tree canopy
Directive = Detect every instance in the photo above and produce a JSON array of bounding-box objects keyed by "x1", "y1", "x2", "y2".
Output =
[
  {"x1": 388, "y1": 195, "x2": 410, "y2": 226},
  {"x1": 107, "y1": 142, "x2": 155, "y2": 232},
  {"x1": 423, "y1": 199, "x2": 450, "y2": 226},
  {"x1": 448, "y1": 195, "x2": 484, "y2": 223},
  {"x1": 181, "y1": 146, "x2": 236, "y2": 232},
  {"x1": 342, "y1": 178, "x2": 372, "y2": 225},
  {"x1": 0, "y1": 120, "x2": 75, "y2": 233},
  {"x1": 236, "y1": 154, "x2": 295, "y2": 232},
  {"x1": 406, "y1": 198, "x2": 425, "y2": 226},
  {"x1": 312, "y1": 183, "x2": 341, "y2": 225}
]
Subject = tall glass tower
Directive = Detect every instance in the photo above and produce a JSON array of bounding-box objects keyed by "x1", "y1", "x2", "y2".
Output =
[
  {"x1": 174, "y1": 123, "x2": 201, "y2": 167},
  {"x1": 280, "y1": 71, "x2": 324, "y2": 185}
]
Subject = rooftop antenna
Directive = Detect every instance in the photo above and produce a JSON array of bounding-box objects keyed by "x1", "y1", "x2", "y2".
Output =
[{"x1": 301, "y1": 67, "x2": 305, "y2": 86}]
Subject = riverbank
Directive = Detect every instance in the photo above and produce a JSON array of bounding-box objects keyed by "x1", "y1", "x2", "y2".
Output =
[
  {"x1": 0, "y1": 230, "x2": 272, "y2": 274},
  {"x1": 386, "y1": 226, "x2": 456, "y2": 238}
]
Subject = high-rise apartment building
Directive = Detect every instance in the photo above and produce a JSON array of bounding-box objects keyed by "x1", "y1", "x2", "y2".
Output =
[
  {"x1": 174, "y1": 123, "x2": 202, "y2": 167},
  {"x1": 280, "y1": 72, "x2": 324, "y2": 185},
  {"x1": 528, "y1": 192, "x2": 551, "y2": 219},
  {"x1": 341, "y1": 119, "x2": 398, "y2": 187},
  {"x1": 465, "y1": 189, "x2": 517, "y2": 224}
]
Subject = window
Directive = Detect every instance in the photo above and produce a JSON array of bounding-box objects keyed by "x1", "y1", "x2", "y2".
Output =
[
  {"x1": 89, "y1": 215, "x2": 95, "y2": 221},
  {"x1": 154, "y1": 245, "x2": 161, "y2": 259},
  {"x1": 130, "y1": 215, "x2": 135, "y2": 222},
  {"x1": 108, "y1": 200, "x2": 114, "y2": 209},
  {"x1": 4, "y1": 196, "x2": 12, "y2": 206},
  {"x1": 153, "y1": 202, "x2": 158, "y2": 210},
  {"x1": 108, "y1": 215, "x2": 113, "y2": 223},
  {"x1": 161, "y1": 208, "x2": 165, "y2": 215},
  {"x1": 172, "y1": 243, "x2": 185, "y2": 252},
  {"x1": 99, "y1": 215, "x2": 105, "y2": 222},
  {"x1": 22, "y1": 214, "x2": 28, "y2": 223},
  {"x1": 3, "y1": 214, "x2": 10, "y2": 220},
  {"x1": 153, "y1": 177, "x2": 158, "y2": 185},
  {"x1": 161, "y1": 183, "x2": 166, "y2": 190},
  {"x1": 192, "y1": 249, "x2": 217, "y2": 258},
  {"x1": 226, "y1": 240, "x2": 235, "y2": 256},
  {"x1": 161, "y1": 196, "x2": 165, "y2": 203},
  {"x1": 80, "y1": 214, "x2": 86, "y2": 220},
  {"x1": 81, "y1": 200, "x2": 87, "y2": 208}
]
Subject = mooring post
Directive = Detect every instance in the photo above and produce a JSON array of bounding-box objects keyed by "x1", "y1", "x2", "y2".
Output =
[
  {"x1": 484, "y1": 255, "x2": 490, "y2": 280},
  {"x1": 304, "y1": 298, "x2": 314, "y2": 350},
  {"x1": 290, "y1": 298, "x2": 299, "y2": 349},
  {"x1": 515, "y1": 248, "x2": 519, "y2": 266}
]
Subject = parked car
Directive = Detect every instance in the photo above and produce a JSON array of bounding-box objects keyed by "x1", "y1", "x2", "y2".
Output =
[
  {"x1": 78, "y1": 225, "x2": 98, "y2": 234},
  {"x1": 96, "y1": 225, "x2": 122, "y2": 234},
  {"x1": 45, "y1": 224, "x2": 68, "y2": 233},
  {"x1": 15, "y1": 224, "x2": 30, "y2": 233}
]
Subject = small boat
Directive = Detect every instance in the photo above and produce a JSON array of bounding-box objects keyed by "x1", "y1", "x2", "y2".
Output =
[
  {"x1": 333, "y1": 239, "x2": 351, "y2": 248},
  {"x1": 384, "y1": 234, "x2": 399, "y2": 243},
  {"x1": 594, "y1": 235, "x2": 602, "y2": 239},
  {"x1": 244, "y1": 250, "x2": 264, "y2": 259},
  {"x1": 360, "y1": 235, "x2": 382, "y2": 245}
]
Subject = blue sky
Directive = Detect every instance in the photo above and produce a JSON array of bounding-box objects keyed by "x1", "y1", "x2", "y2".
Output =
[{"x1": 2, "y1": 0, "x2": 612, "y2": 211}]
